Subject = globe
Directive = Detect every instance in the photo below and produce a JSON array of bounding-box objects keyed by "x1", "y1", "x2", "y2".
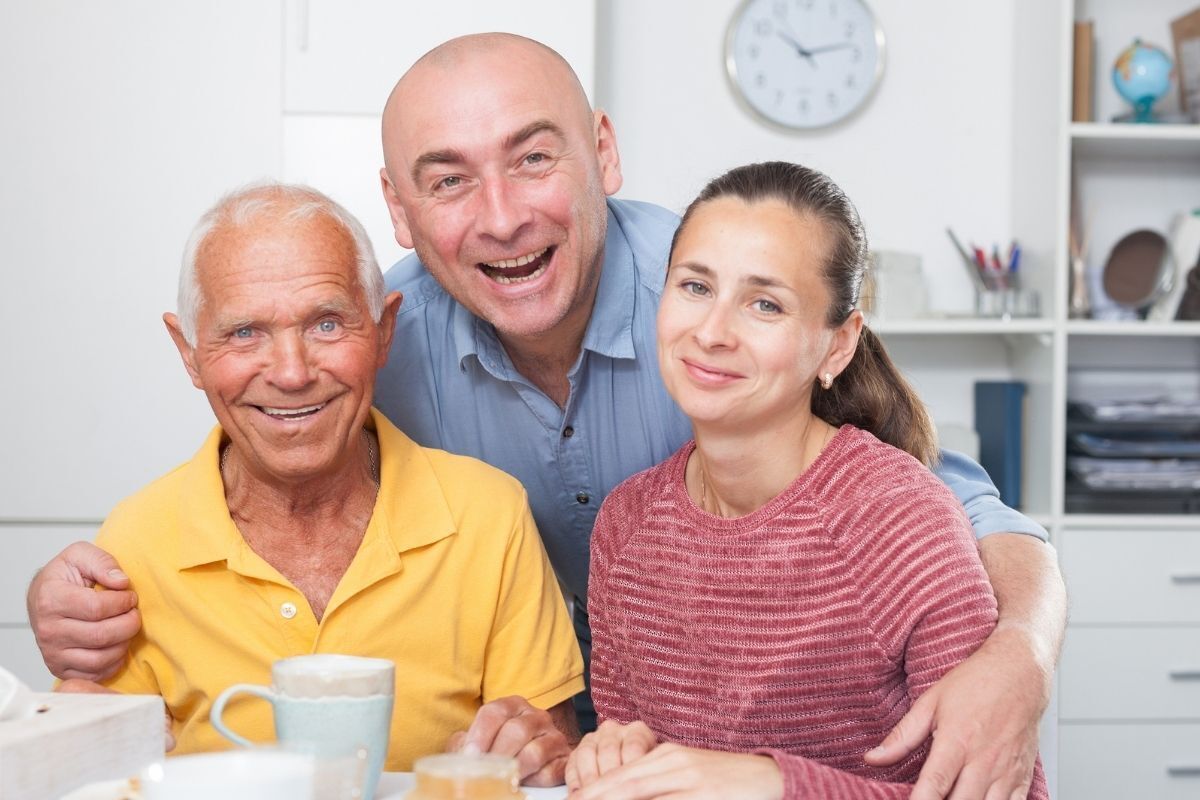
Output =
[{"x1": 1112, "y1": 39, "x2": 1174, "y2": 122}]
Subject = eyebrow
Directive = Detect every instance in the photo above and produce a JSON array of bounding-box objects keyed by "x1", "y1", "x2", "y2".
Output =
[
  {"x1": 673, "y1": 261, "x2": 793, "y2": 291},
  {"x1": 409, "y1": 119, "x2": 567, "y2": 185}
]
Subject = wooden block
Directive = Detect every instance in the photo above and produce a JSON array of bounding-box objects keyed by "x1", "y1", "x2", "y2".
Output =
[
  {"x1": 1073, "y1": 20, "x2": 1095, "y2": 123},
  {"x1": 0, "y1": 692, "x2": 163, "y2": 799}
]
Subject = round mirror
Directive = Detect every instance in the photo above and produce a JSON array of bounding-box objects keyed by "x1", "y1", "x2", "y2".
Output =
[{"x1": 1102, "y1": 229, "x2": 1173, "y2": 314}]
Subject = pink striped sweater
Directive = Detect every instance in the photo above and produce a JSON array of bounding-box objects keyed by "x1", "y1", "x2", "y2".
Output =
[{"x1": 589, "y1": 425, "x2": 1048, "y2": 799}]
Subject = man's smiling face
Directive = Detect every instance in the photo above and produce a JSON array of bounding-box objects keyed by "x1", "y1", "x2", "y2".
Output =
[
  {"x1": 168, "y1": 210, "x2": 395, "y2": 485},
  {"x1": 381, "y1": 36, "x2": 622, "y2": 344}
]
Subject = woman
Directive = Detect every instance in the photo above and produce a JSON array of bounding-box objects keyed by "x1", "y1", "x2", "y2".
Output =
[{"x1": 565, "y1": 162, "x2": 1047, "y2": 799}]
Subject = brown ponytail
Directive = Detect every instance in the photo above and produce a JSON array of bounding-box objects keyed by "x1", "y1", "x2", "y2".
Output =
[{"x1": 672, "y1": 161, "x2": 938, "y2": 465}]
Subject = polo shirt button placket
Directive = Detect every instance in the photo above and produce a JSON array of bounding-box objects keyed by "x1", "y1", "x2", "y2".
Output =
[{"x1": 280, "y1": 601, "x2": 298, "y2": 620}]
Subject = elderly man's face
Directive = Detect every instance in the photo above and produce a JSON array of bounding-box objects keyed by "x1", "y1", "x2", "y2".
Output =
[
  {"x1": 166, "y1": 213, "x2": 400, "y2": 483},
  {"x1": 380, "y1": 41, "x2": 622, "y2": 343}
]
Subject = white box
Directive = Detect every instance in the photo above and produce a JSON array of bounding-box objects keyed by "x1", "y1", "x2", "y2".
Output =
[{"x1": 0, "y1": 692, "x2": 163, "y2": 799}]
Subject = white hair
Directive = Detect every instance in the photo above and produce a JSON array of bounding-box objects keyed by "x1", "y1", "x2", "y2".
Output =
[{"x1": 177, "y1": 182, "x2": 385, "y2": 345}]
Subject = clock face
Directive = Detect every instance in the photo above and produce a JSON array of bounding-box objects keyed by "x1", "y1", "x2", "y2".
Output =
[{"x1": 726, "y1": 0, "x2": 885, "y2": 130}]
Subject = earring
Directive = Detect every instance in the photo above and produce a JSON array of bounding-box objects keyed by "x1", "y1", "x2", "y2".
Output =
[{"x1": 821, "y1": 372, "x2": 834, "y2": 390}]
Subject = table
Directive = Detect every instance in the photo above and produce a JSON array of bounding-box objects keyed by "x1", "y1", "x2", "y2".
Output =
[{"x1": 377, "y1": 772, "x2": 568, "y2": 798}]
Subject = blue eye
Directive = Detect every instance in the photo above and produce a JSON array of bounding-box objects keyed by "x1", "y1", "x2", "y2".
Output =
[
  {"x1": 682, "y1": 281, "x2": 709, "y2": 296},
  {"x1": 233, "y1": 326, "x2": 253, "y2": 338},
  {"x1": 436, "y1": 176, "x2": 461, "y2": 190},
  {"x1": 317, "y1": 319, "x2": 339, "y2": 333},
  {"x1": 755, "y1": 299, "x2": 781, "y2": 313},
  {"x1": 525, "y1": 152, "x2": 546, "y2": 165}
]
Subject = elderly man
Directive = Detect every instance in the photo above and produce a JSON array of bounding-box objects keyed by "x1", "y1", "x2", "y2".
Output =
[
  {"x1": 56, "y1": 183, "x2": 583, "y2": 782},
  {"x1": 29, "y1": 34, "x2": 1065, "y2": 800}
]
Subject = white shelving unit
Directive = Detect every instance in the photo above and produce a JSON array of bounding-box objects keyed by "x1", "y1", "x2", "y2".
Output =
[{"x1": 878, "y1": 2, "x2": 1200, "y2": 797}]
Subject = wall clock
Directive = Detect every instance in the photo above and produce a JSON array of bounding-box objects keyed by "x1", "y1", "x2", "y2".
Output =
[{"x1": 725, "y1": 0, "x2": 886, "y2": 130}]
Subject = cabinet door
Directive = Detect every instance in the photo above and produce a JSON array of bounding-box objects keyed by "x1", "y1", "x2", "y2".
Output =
[
  {"x1": 1059, "y1": 723, "x2": 1200, "y2": 800},
  {"x1": 1060, "y1": 627, "x2": 1200, "y2": 720},
  {"x1": 1060, "y1": 529, "x2": 1200, "y2": 624},
  {"x1": 283, "y1": 0, "x2": 598, "y2": 114},
  {"x1": 0, "y1": 1, "x2": 283, "y2": 520}
]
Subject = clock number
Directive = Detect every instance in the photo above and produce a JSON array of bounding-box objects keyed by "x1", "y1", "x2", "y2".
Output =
[
  {"x1": 800, "y1": 0, "x2": 813, "y2": 10},
  {"x1": 845, "y1": 21, "x2": 855, "y2": 38},
  {"x1": 755, "y1": 72, "x2": 768, "y2": 88},
  {"x1": 851, "y1": 46, "x2": 862, "y2": 62},
  {"x1": 773, "y1": 0, "x2": 788, "y2": 18},
  {"x1": 827, "y1": 91, "x2": 838, "y2": 108},
  {"x1": 775, "y1": 88, "x2": 785, "y2": 106},
  {"x1": 748, "y1": 44, "x2": 761, "y2": 59},
  {"x1": 754, "y1": 18, "x2": 773, "y2": 36},
  {"x1": 799, "y1": 98, "x2": 810, "y2": 115},
  {"x1": 829, "y1": 1, "x2": 838, "y2": 19},
  {"x1": 845, "y1": 74, "x2": 857, "y2": 89}
]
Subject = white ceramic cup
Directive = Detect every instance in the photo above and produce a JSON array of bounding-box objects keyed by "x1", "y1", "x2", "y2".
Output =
[{"x1": 139, "y1": 749, "x2": 315, "y2": 800}]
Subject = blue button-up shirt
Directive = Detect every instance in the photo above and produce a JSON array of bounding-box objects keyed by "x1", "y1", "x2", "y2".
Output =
[{"x1": 375, "y1": 198, "x2": 1047, "y2": 608}]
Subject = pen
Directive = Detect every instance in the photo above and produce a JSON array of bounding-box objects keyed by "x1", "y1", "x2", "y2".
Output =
[
  {"x1": 1008, "y1": 242, "x2": 1021, "y2": 290},
  {"x1": 945, "y1": 227, "x2": 989, "y2": 292}
]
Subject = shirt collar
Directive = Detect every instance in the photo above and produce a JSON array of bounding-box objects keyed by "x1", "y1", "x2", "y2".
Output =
[
  {"x1": 450, "y1": 202, "x2": 638, "y2": 374},
  {"x1": 176, "y1": 410, "x2": 456, "y2": 574}
]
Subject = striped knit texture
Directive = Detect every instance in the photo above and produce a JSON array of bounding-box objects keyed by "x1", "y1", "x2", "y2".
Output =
[{"x1": 589, "y1": 425, "x2": 1048, "y2": 799}]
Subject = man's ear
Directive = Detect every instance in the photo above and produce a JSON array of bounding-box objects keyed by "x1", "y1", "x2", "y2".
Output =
[
  {"x1": 821, "y1": 309, "x2": 864, "y2": 381},
  {"x1": 375, "y1": 290, "x2": 403, "y2": 368},
  {"x1": 593, "y1": 110, "x2": 623, "y2": 197},
  {"x1": 164, "y1": 312, "x2": 204, "y2": 390},
  {"x1": 380, "y1": 169, "x2": 415, "y2": 249}
]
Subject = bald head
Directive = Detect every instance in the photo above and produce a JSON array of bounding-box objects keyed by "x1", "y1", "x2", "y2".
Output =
[{"x1": 382, "y1": 33, "x2": 594, "y2": 181}]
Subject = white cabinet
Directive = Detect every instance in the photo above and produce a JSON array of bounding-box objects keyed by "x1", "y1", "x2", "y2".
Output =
[{"x1": 0, "y1": 0, "x2": 283, "y2": 521}]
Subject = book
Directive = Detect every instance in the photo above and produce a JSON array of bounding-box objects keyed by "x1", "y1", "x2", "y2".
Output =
[
  {"x1": 1073, "y1": 20, "x2": 1095, "y2": 122},
  {"x1": 974, "y1": 381, "x2": 1026, "y2": 509}
]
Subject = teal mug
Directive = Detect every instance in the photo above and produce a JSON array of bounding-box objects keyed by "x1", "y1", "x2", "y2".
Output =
[{"x1": 212, "y1": 654, "x2": 394, "y2": 800}]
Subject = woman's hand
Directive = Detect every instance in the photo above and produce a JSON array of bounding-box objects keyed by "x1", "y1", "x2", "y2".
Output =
[
  {"x1": 567, "y1": 741, "x2": 783, "y2": 800},
  {"x1": 565, "y1": 720, "x2": 658, "y2": 791}
]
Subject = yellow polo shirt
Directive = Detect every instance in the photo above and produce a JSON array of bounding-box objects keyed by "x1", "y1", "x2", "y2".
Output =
[{"x1": 97, "y1": 409, "x2": 583, "y2": 769}]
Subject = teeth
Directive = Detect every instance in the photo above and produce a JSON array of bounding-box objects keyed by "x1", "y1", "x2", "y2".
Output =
[
  {"x1": 261, "y1": 403, "x2": 324, "y2": 417},
  {"x1": 483, "y1": 248, "x2": 547, "y2": 270},
  {"x1": 492, "y1": 262, "x2": 547, "y2": 285}
]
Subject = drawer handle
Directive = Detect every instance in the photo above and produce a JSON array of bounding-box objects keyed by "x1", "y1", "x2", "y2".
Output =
[
  {"x1": 1167, "y1": 765, "x2": 1200, "y2": 777},
  {"x1": 1169, "y1": 669, "x2": 1200, "y2": 681},
  {"x1": 1170, "y1": 573, "x2": 1200, "y2": 584}
]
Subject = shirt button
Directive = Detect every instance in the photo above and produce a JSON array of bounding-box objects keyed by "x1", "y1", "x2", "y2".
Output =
[
  {"x1": 280, "y1": 602, "x2": 297, "y2": 619},
  {"x1": 562, "y1": 426, "x2": 575, "y2": 438},
  {"x1": 575, "y1": 492, "x2": 590, "y2": 504}
]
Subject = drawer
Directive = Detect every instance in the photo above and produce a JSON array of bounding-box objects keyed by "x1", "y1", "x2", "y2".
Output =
[
  {"x1": 1058, "y1": 722, "x2": 1200, "y2": 800},
  {"x1": 1060, "y1": 628, "x2": 1200, "y2": 721},
  {"x1": 0, "y1": 524, "x2": 98, "y2": 623},
  {"x1": 1060, "y1": 528, "x2": 1200, "y2": 624}
]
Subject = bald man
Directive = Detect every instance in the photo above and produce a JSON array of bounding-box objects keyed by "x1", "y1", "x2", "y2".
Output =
[{"x1": 30, "y1": 34, "x2": 1065, "y2": 800}]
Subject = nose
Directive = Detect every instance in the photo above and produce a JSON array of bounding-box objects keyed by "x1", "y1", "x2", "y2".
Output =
[
  {"x1": 265, "y1": 331, "x2": 317, "y2": 391},
  {"x1": 475, "y1": 178, "x2": 531, "y2": 242},
  {"x1": 693, "y1": 299, "x2": 737, "y2": 351}
]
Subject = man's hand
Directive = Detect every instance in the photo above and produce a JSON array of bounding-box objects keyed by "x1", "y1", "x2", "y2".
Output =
[
  {"x1": 865, "y1": 533, "x2": 1065, "y2": 799},
  {"x1": 448, "y1": 696, "x2": 578, "y2": 786},
  {"x1": 566, "y1": 743, "x2": 782, "y2": 800},
  {"x1": 26, "y1": 542, "x2": 140, "y2": 681},
  {"x1": 57, "y1": 678, "x2": 174, "y2": 752},
  {"x1": 565, "y1": 719, "x2": 657, "y2": 791}
]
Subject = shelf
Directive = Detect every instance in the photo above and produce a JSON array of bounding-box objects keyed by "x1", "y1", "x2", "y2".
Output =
[
  {"x1": 1070, "y1": 123, "x2": 1200, "y2": 160},
  {"x1": 871, "y1": 318, "x2": 1055, "y2": 336},
  {"x1": 1065, "y1": 321, "x2": 1200, "y2": 337}
]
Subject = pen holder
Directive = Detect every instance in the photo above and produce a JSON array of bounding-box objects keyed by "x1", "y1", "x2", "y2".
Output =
[{"x1": 975, "y1": 287, "x2": 1040, "y2": 319}]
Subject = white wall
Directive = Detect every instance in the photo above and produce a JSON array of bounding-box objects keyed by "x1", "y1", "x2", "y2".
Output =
[{"x1": 599, "y1": 0, "x2": 1016, "y2": 315}]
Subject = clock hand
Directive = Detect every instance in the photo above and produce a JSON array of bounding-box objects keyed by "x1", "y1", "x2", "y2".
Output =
[
  {"x1": 805, "y1": 41, "x2": 857, "y2": 56},
  {"x1": 775, "y1": 30, "x2": 818, "y2": 67}
]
